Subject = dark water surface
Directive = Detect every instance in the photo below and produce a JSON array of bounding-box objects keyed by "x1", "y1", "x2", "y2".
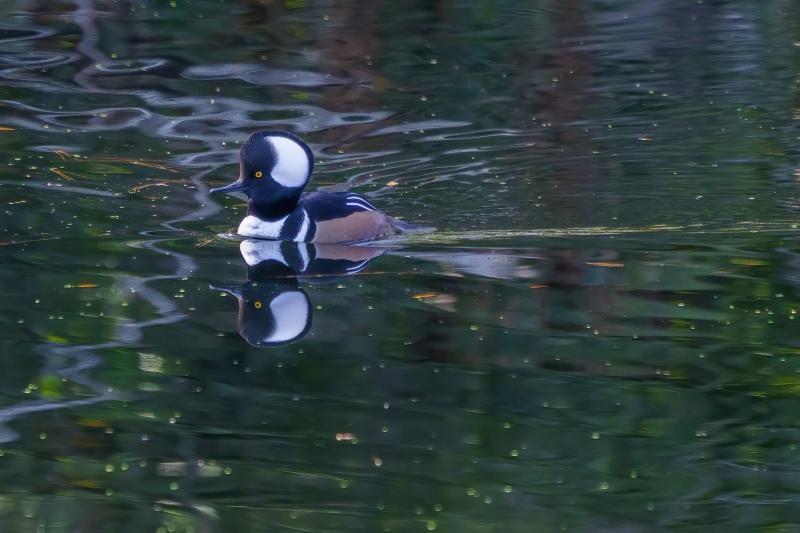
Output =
[{"x1": 2, "y1": 0, "x2": 800, "y2": 531}]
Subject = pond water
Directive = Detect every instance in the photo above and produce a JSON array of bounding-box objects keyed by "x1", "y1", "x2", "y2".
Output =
[{"x1": 2, "y1": 0, "x2": 800, "y2": 531}]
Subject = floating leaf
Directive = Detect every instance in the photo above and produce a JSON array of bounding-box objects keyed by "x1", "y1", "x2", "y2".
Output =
[
  {"x1": 412, "y1": 293, "x2": 438, "y2": 300},
  {"x1": 129, "y1": 182, "x2": 168, "y2": 194},
  {"x1": 586, "y1": 262, "x2": 624, "y2": 268},
  {"x1": 72, "y1": 480, "x2": 100, "y2": 489},
  {"x1": 53, "y1": 149, "x2": 79, "y2": 160},
  {"x1": 40, "y1": 375, "x2": 63, "y2": 399},
  {"x1": 372, "y1": 75, "x2": 392, "y2": 92},
  {"x1": 49, "y1": 167, "x2": 76, "y2": 181},
  {"x1": 77, "y1": 419, "x2": 110, "y2": 428},
  {"x1": 730, "y1": 258, "x2": 767, "y2": 266}
]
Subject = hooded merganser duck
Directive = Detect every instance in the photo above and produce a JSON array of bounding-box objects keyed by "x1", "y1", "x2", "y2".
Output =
[
  {"x1": 212, "y1": 240, "x2": 384, "y2": 347},
  {"x1": 210, "y1": 130, "x2": 410, "y2": 243}
]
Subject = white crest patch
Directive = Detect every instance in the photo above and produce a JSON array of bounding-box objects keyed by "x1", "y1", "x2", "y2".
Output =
[
  {"x1": 267, "y1": 291, "x2": 310, "y2": 343},
  {"x1": 268, "y1": 135, "x2": 310, "y2": 188},
  {"x1": 237, "y1": 214, "x2": 288, "y2": 239}
]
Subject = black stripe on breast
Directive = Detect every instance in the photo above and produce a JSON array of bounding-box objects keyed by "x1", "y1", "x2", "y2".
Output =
[
  {"x1": 306, "y1": 218, "x2": 317, "y2": 242},
  {"x1": 279, "y1": 210, "x2": 305, "y2": 241}
]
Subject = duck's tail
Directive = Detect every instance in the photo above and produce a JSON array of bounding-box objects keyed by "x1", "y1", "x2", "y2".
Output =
[{"x1": 390, "y1": 217, "x2": 435, "y2": 235}]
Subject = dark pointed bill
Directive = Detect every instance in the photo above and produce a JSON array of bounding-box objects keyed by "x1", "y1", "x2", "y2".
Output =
[
  {"x1": 209, "y1": 283, "x2": 243, "y2": 299},
  {"x1": 210, "y1": 180, "x2": 247, "y2": 195}
]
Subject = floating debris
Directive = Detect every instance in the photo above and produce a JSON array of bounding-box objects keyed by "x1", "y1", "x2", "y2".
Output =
[{"x1": 586, "y1": 262, "x2": 624, "y2": 268}]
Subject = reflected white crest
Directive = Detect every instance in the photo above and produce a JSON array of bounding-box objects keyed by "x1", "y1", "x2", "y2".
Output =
[{"x1": 266, "y1": 291, "x2": 310, "y2": 343}]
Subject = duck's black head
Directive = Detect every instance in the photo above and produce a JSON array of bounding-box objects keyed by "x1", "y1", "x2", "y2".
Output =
[
  {"x1": 210, "y1": 130, "x2": 314, "y2": 219},
  {"x1": 213, "y1": 280, "x2": 312, "y2": 348}
]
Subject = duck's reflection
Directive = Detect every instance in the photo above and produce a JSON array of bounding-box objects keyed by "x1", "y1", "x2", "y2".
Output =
[{"x1": 214, "y1": 240, "x2": 384, "y2": 347}]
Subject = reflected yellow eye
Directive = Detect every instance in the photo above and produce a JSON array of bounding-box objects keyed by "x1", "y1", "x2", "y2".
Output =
[
  {"x1": 254, "y1": 301, "x2": 263, "y2": 309},
  {"x1": 254, "y1": 171, "x2": 263, "y2": 178}
]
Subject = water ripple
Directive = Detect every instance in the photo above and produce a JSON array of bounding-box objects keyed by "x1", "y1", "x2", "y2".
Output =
[{"x1": 184, "y1": 63, "x2": 363, "y2": 87}]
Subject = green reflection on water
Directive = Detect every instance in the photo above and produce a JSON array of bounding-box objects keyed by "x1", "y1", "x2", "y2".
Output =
[{"x1": 1, "y1": 0, "x2": 800, "y2": 531}]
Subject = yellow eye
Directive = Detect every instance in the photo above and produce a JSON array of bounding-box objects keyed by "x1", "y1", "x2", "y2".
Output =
[{"x1": 254, "y1": 171, "x2": 263, "y2": 178}]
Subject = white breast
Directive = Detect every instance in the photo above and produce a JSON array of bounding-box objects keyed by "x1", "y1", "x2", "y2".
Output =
[
  {"x1": 237, "y1": 214, "x2": 288, "y2": 239},
  {"x1": 239, "y1": 238, "x2": 310, "y2": 271},
  {"x1": 239, "y1": 239, "x2": 287, "y2": 267},
  {"x1": 237, "y1": 210, "x2": 311, "y2": 243}
]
